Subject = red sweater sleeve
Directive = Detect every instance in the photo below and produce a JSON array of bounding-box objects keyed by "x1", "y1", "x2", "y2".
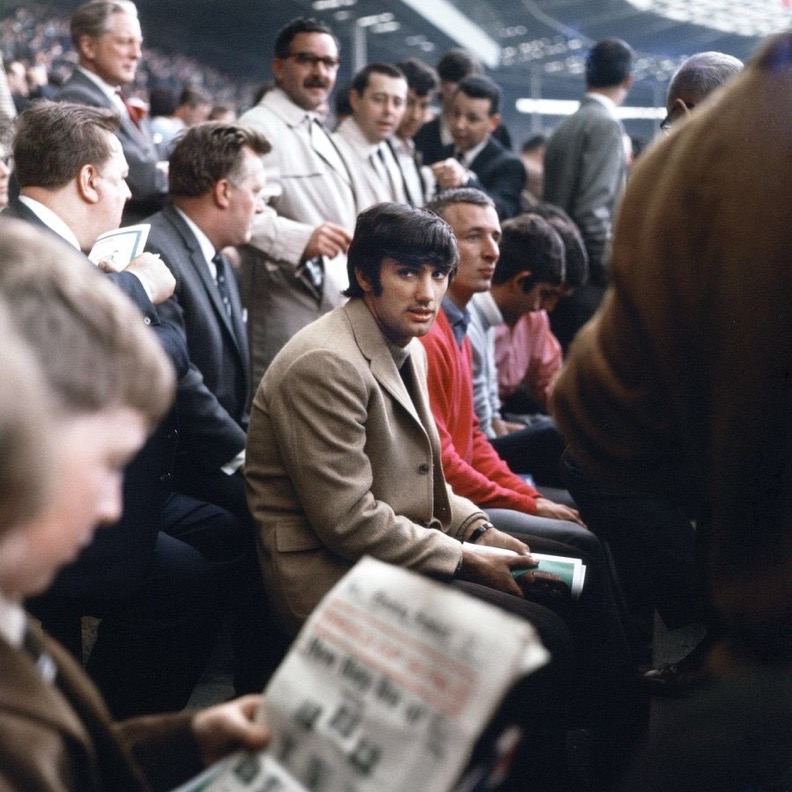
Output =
[{"x1": 420, "y1": 312, "x2": 538, "y2": 513}]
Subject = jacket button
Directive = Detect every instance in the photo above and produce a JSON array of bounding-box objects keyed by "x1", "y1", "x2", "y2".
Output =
[
  {"x1": 418, "y1": 463, "x2": 430, "y2": 474},
  {"x1": 167, "y1": 428, "x2": 179, "y2": 441},
  {"x1": 159, "y1": 472, "x2": 173, "y2": 484}
]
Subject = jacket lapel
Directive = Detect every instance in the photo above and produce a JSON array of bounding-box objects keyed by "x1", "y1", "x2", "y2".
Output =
[
  {"x1": 164, "y1": 207, "x2": 249, "y2": 371},
  {"x1": 345, "y1": 300, "x2": 424, "y2": 428}
]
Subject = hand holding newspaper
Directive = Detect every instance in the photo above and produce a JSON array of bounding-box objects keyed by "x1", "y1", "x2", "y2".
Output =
[
  {"x1": 174, "y1": 556, "x2": 550, "y2": 792},
  {"x1": 88, "y1": 223, "x2": 151, "y2": 270}
]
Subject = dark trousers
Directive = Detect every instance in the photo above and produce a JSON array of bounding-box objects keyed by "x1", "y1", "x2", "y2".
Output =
[
  {"x1": 490, "y1": 415, "x2": 566, "y2": 488},
  {"x1": 173, "y1": 466, "x2": 292, "y2": 694},
  {"x1": 560, "y1": 449, "x2": 705, "y2": 657},
  {"x1": 29, "y1": 493, "x2": 228, "y2": 718}
]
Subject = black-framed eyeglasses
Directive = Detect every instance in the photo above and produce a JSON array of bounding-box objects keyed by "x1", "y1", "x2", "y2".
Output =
[
  {"x1": 285, "y1": 52, "x2": 341, "y2": 70},
  {"x1": 660, "y1": 100, "x2": 695, "y2": 134}
]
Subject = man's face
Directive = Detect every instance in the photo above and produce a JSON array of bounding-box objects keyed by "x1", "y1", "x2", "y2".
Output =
[
  {"x1": 397, "y1": 88, "x2": 434, "y2": 141},
  {"x1": 1, "y1": 407, "x2": 147, "y2": 597},
  {"x1": 93, "y1": 133, "x2": 132, "y2": 240},
  {"x1": 359, "y1": 256, "x2": 449, "y2": 347},
  {"x1": 443, "y1": 202, "x2": 501, "y2": 305},
  {"x1": 222, "y1": 146, "x2": 267, "y2": 247},
  {"x1": 349, "y1": 73, "x2": 407, "y2": 144},
  {"x1": 80, "y1": 10, "x2": 142, "y2": 87},
  {"x1": 273, "y1": 32, "x2": 340, "y2": 111},
  {"x1": 450, "y1": 92, "x2": 498, "y2": 152}
]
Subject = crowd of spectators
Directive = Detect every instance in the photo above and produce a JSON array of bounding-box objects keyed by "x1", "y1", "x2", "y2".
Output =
[
  {"x1": 0, "y1": 4, "x2": 255, "y2": 112},
  {"x1": 0, "y1": 2, "x2": 789, "y2": 790}
]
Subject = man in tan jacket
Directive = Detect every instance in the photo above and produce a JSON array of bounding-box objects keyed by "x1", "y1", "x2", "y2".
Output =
[{"x1": 245, "y1": 203, "x2": 579, "y2": 649}]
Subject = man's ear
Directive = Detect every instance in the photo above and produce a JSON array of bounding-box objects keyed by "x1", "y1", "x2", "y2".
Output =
[
  {"x1": 354, "y1": 267, "x2": 373, "y2": 294},
  {"x1": 512, "y1": 269, "x2": 533, "y2": 292},
  {"x1": 213, "y1": 178, "x2": 231, "y2": 209},
  {"x1": 77, "y1": 33, "x2": 96, "y2": 61},
  {"x1": 348, "y1": 89, "x2": 362, "y2": 113},
  {"x1": 77, "y1": 164, "x2": 101, "y2": 204},
  {"x1": 673, "y1": 97, "x2": 693, "y2": 119},
  {"x1": 271, "y1": 57, "x2": 284, "y2": 86},
  {"x1": 487, "y1": 112, "x2": 501, "y2": 134}
]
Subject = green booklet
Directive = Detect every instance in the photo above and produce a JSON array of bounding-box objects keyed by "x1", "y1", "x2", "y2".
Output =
[
  {"x1": 510, "y1": 553, "x2": 586, "y2": 599},
  {"x1": 463, "y1": 544, "x2": 587, "y2": 599}
]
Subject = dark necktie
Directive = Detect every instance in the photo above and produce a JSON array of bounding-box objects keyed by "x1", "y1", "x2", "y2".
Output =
[{"x1": 212, "y1": 251, "x2": 234, "y2": 318}]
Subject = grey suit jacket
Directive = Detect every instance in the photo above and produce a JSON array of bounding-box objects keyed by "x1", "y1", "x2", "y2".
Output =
[
  {"x1": 245, "y1": 298, "x2": 486, "y2": 634},
  {"x1": 543, "y1": 95, "x2": 627, "y2": 285},
  {"x1": 57, "y1": 69, "x2": 167, "y2": 220}
]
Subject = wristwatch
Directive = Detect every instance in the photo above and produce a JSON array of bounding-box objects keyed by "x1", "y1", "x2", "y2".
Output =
[{"x1": 467, "y1": 521, "x2": 494, "y2": 544}]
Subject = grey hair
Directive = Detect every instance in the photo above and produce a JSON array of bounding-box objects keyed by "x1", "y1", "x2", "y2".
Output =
[{"x1": 667, "y1": 51, "x2": 743, "y2": 104}]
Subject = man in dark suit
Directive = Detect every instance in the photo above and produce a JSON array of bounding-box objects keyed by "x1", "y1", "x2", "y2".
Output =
[
  {"x1": 0, "y1": 223, "x2": 269, "y2": 789},
  {"x1": 6, "y1": 100, "x2": 243, "y2": 717},
  {"x1": 144, "y1": 122, "x2": 269, "y2": 519},
  {"x1": 413, "y1": 48, "x2": 512, "y2": 166},
  {"x1": 144, "y1": 121, "x2": 285, "y2": 696},
  {"x1": 57, "y1": 0, "x2": 167, "y2": 222},
  {"x1": 430, "y1": 75, "x2": 526, "y2": 219}
]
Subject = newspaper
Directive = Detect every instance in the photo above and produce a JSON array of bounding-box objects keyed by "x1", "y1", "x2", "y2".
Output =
[
  {"x1": 174, "y1": 556, "x2": 550, "y2": 792},
  {"x1": 88, "y1": 223, "x2": 150, "y2": 269}
]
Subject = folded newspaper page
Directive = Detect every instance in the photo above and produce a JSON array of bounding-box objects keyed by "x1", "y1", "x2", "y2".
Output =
[
  {"x1": 174, "y1": 556, "x2": 550, "y2": 792},
  {"x1": 88, "y1": 223, "x2": 150, "y2": 269}
]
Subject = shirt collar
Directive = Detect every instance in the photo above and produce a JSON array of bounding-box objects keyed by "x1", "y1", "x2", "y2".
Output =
[
  {"x1": 442, "y1": 294, "x2": 470, "y2": 346},
  {"x1": 76, "y1": 65, "x2": 122, "y2": 104},
  {"x1": 456, "y1": 135, "x2": 489, "y2": 167},
  {"x1": 337, "y1": 117, "x2": 382, "y2": 158},
  {"x1": 469, "y1": 290, "x2": 503, "y2": 330},
  {"x1": 174, "y1": 205, "x2": 216, "y2": 265},
  {"x1": 584, "y1": 91, "x2": 617, "y2": 113},
  {"x1": 18, "y1": 196, "x2": 82, "y2": 251},
  {"x1": 0, "y1": 590, "x2": 26, "y2": 649},
  {"x1": 264, "y1": 87, "x2": 320, "y2": 129}
]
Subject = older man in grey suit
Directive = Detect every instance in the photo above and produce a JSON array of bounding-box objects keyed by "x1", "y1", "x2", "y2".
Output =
[
  {"x1": 57, "y1": 0, "x2": 167, "y2": 223},
  {"x1": 543, "y1": 38, "x2": 634, "y2": 349},
  {"x1": 239, "y1": 16, "x2": 357, "y2": 392}
]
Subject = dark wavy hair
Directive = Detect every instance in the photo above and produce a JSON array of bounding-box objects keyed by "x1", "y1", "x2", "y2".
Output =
[{"x1": 345, "y1": 203, "x2": 458, "y2": 298}]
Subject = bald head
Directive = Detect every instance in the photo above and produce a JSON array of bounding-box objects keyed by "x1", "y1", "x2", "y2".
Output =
[{"x1": 663, "y1": 51, "x2": 743, "y2": 129}]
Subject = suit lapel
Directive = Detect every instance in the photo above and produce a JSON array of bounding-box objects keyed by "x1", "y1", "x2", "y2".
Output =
[
  {"x1": 469, "y1": 138, "x2": 501, "y2": 173},
  {"x1": 345, "y1": 300, "x2": 425, "y2": 428},
  {"x1": 70, "y1": 71, "x2": 156, "y2": 155},
  {"x1": 163, "y1": 207, "x2": 249, "y2": 373}
]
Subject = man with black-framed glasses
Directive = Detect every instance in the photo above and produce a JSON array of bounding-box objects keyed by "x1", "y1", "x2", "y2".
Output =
[
  {"x1": 239, "y1": 16, "x2": 359, "y2": 392},
  {"x1": 660, "y1": 51, "x2": 742, "y2": 134}
]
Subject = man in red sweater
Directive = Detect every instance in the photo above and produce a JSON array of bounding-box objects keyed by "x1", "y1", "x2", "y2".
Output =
[{"x1": 421, "y1": 188, "x2": 594, "y2": 551}]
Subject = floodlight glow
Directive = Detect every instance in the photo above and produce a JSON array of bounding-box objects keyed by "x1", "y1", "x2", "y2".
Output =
[{"x1": 397, "y1": 0, "x2": 501, "y2": 68}]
